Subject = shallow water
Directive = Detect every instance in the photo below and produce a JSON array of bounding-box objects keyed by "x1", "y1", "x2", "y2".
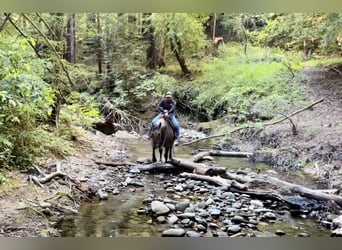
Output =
[{"x1": 57, "y1": 139, "x2": 331, "y2": 237}]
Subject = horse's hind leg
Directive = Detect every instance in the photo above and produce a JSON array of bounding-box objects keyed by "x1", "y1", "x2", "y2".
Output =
[
  {"x1": 164, "y1": 148, "x2": 169, "y2": 163},
  {"x1": 152, "y1": 147, "x2": 157, "y2": 162},
  {"x1": 169, "y1": 146, "x2": 173, "y2": 161}
]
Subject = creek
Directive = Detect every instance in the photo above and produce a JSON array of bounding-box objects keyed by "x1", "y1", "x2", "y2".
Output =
[{"x1": 57, "y1": 138, "x2": 330, "y2": 237}]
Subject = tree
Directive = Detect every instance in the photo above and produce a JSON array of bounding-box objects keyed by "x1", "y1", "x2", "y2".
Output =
[
  {"x1": 150, "y1": 13, "x2": 208, "y2": 75},
  {"x1": 65, "y1": 13, "x2": 76, "y2": 63}
]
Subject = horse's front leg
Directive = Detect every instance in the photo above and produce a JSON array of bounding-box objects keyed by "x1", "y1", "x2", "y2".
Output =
[
  {"x1": 169, "y1": 146, "x2": 173, "y2": 161},
  {"x1": 159, "y1": 147, "x2": 163, "y2": 162},
  {"x1": 152, "y1": 147, "x2": 157, "y2": 162}
]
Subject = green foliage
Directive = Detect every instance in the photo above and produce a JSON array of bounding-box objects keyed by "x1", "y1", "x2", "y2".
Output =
[
  {"x1": 60, "y1": 91, "x2": 101, "y2": 128},
  {"x1": 0, "y1": 36, "x2": 55, "y2": 168},
  {"x1": 189, "y1": 44, "x2": 304, "y2": 122}
]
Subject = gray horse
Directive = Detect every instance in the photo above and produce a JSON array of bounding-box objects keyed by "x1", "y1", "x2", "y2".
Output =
[{"x1": 151, "y1": 117, "x2": 175, "y2": 162}]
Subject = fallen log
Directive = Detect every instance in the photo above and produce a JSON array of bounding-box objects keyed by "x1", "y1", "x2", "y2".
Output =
[
  {"x1": 94, "y1": 160, "x2": 136, "y2": 167},
  {"x1": 193, "y1": 150, "x2": 253, "y2": 162},
  {"x1": 180, "y1": 172, "x2": 248, "y2": 190},
  {"x1": 130, "y1": 162, "x2": 179, "y2": 172},
  {"x1": 170, "y1": 158, "x2": 227, "y2": 176},
  {"x1": 182, "y1": 98, "x2": 324, "y2": 146},
  {"x1": 257, "y1": 175, "x2": 342, "y2": 207}
]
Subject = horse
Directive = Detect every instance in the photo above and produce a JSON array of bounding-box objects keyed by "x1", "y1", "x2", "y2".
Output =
[{"x1": 151, "y1": 116, "x2": 175, "y2": 163}]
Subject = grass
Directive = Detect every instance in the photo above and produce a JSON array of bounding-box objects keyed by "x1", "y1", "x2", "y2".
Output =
[{"x1": 301, "y1": 57, "x2": 342, "y2": 68}]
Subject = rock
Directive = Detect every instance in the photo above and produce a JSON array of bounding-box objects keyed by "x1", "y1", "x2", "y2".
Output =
[
  {"x1": 157, "y1": 216, "x2": 167, "y2": 223},
  {"x1": 179, "y1": 213, "x2": 196, "y2": 219},
  {"x1": 331, "y1": 215, "x2": 342, "y2": 236},
  {"x1": 250, "y1": 200, "x2": 264, "y2": 208},
  {"x1": 162, "y1": 228, "x2": 186, "y2": 237},
  {"x1": 112, "y1": 189, "x2": 120, "y2": 195},
  {"x1": 195, "y1": 217, "x2": 208, "y2": 227},
  {"x1": 231, "y1": 215, "x2": 246, "y2": 224},
  {"x1": 181, "y1": 218, "x2": 191, "y2": 225},
  {"x1": 275, "y1": 230, "x2": 286, "y2": 236},
  {"x1": 98, "y1": 190, "x2": 109, "y2": 200},
  {"x1": 227, "y1": 225, "x2": 242, "y2": 234},
  {"x1": 209, "y1": 208, "x2": 222, "y2": 217},
  {"x1": 232, "y1": 203, "x2": 242, "y2": 209},
  {"x1": 205, "y1": 198, "x2": 214, "y2": 206},
  {"x1": 186, "y1": 231, "x2": 202, "y2": 237},
  {"x1": 199, "y1": 188, "x2": 209, "y2": 193},
  {"x1": 209, "y1": 223, "x2": 218, "y2": 229},
  {"x1": 165, "y1": 203, "x2": 176, "y2": 211},
  {"x1": 196, "y1": 224, "x2": 207, "y2": 232},
  {"x1": 176, "y1": 200, "x2": 190, "y2": 212},
  {"x1": 136, "y1": 157, "x2": 152, "y2": 164},
  {"x1": 174, "y1": 184, "x2": 184, "y2": 192},
  {"x1": 168, "y1": 214, "x2": 179, "y2": 225},
  {"x1": 297, "y1": 232, "x2": 310, "y2": 237},
  {"x1": 136, "y1": 208, "x2": 147, "y2": 215},
  {"x1": 151, "y1": 201, "x2": 170, "y2": 215},
  {"x1": 262, "y1": 212, "x2": 277, "y2": 220}
]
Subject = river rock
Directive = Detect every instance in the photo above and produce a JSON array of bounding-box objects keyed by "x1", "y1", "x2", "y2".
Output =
[
  {"x1": 179, "y1": 213, "x2": 196, "y2": 219},
  {"x1": 231, "y1": 215, "x2": 246, "y2": 224},
  {"x1": 331, "y1": 215, "x2": 342, "y2": 236},
  {"x1": 227, "y1": 225, "x2": 242, "y2": 234},
  {"x1": 151, "y1": 201, "x2": 170, "y2": 215},
  {"x1": 136, "y1": 208, "x2": 147, "y2": 215},
  {"x1": 250, "y1": 200, "x2": 264, "y2": 208},
  {"x1": 157, "y1": 216, "x2": 167, "y2": 223},
  {"x1": 232, "y1": 202, "x2": 242, "y2": 209},
  {"x1": 98, "y1": 190, "x2": 109, "y2": 200},
  {"x1": 165, "y1": 203, "x2": 176, "y2": 211},
  {"x1": 186, "y1": 231, "x2": 202, "y2": 237},
  {"x1": 168, "y1": 214, "x2": 179, "y2": 224},
  {"x1": 275, "y1": 230, "x2": 286, "y2": 236},
  {"x1": 262, "y1": 212, "x2": 277, "y2": 220},
  {"x1": 39, "y1": 201, "x2": 51, "y2": 208},
  {"x1": 176, "y1": 200, "x2": 190, "y2": 212},
  {"x1": 209, "y1": 208, "x2": 222, "y2": 217},
  {"x1": 174, "y1": 184, "x2": 184, "y2": 192},
  {"x1": 162, "y1": 228, "x2": 186, "y2": 237},
  {"x1": 195, "y1": 217, "x2": 208, "y2": 227},
  {"x1": 297, "y1": 232, "x2": 310, "y2": 237},
  {"x1": 205, "y1": 198, "x2": 214, "y2": 206}
]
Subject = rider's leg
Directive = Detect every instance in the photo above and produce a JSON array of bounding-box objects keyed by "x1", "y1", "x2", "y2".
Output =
[
  {"x1": 149, "y1": 114, "x2": 161, "y2": 137},
  {"x1": 171, "y1": 115, "x2": 180, "y2": 139}
]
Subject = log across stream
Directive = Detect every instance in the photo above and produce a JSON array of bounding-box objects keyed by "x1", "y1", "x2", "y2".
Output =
[{"x1": 56, "y1": 141, "x2": 331, "y2": 237}]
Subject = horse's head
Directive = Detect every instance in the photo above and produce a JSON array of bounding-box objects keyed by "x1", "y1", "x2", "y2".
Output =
[{"x1": 151, "y1": 119, "x2": 163, "y2": 146}]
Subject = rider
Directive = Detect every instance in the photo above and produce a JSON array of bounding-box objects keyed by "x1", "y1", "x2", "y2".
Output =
[{"x1": 149, "y1": 91, "x2": 180, "y2": 140}]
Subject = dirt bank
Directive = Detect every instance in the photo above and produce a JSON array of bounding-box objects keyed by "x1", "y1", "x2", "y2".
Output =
[
  {"x1": 0, "y1": 130, "x2": 144, "y2": 236},
  {"x1": 217, "y1": 66, "x2": 342, "y2": 190}
]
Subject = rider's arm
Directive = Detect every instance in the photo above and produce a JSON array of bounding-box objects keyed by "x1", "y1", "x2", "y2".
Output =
[
  {"x1": 157, "y1": 99, "x2": 165, "y2": 113},
  {"x1": 168, "y1": 100, "x2": 176, "y2": 113}
]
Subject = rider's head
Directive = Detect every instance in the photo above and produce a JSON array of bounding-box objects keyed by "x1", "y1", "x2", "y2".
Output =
[
  {"x1": 165, "y1": 91, "x2": 173, "y2": 101},
  {"x1": 165, "y1": 91, "x2": 172, "y2": 101}
]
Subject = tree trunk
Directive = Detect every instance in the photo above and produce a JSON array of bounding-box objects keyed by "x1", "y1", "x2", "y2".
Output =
[
  {"x1": 169, "y1": 36, "x2": 190, "y2": 75},
  {"x1": 193, "y1": 150, "x2": 253, "y2": 162},
  {"x1": 143, "y1": 13, "x2": 165, "y2": 69},
  {"x1": 96, "y1": 13, "x2": 103, "y2": 74},
  {"x1": 65, "y1": 13, "x2": 76, "y2": 63},
  {"x1": 170, "y1": 158, "x2": 226, "y2": 176}
]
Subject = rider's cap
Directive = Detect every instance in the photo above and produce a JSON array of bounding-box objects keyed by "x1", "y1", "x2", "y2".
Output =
[{"x1": 165, "y1": 91, "x2": 173, "y2": 97}]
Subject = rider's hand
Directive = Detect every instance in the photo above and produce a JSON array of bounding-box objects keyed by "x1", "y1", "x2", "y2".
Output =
[{"x1": 164, "y1": 110, "x2": 168, "y2": 113}]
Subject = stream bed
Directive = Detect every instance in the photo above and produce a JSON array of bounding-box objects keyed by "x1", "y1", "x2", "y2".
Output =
[{"x1": 57, "y1": 139, "x2": 331, "y2": 237}]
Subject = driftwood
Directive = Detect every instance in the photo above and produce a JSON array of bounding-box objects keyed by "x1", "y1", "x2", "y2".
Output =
[
  {"x1": 170, "y1": 158, "x2": 227, "y2": 176},
  {"x1": 180, "y1": 172, "x2": 248, "y2": 190},
  {"x1": 130, "y1": 163, "x2": 179, "y2": 172},
  {"x1": 182, "y1": 98, "x2": 324, "y2": 146},
  {"x1": 95, "y1": 160, "x2": 136, "y2": 167},
  {"x1": 193, "y1": 150, "x2": 253, "y2": 162},
  {"x1": 92, "y1": 110, "x2": 120, "y2": 135},
  {"x1": 30, "y1": 162, "x2": 74, "y2": 187}
]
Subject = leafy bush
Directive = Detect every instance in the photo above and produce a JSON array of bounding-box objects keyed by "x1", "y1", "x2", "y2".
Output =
[
  {"x1": 0, "y1": 36, "x2": 55, "y2": 168},
  {"x1": 189, "y1": 44, "x2": 304, "y2": 122}
]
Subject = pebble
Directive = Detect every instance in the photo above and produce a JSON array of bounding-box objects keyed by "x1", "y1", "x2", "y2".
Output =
[
  {"x1": 168, "y1": 214, "x2": 179, "y2": 225},
  {"x1": 157, "y1": 216, "x2": 167, "y2": 223},
  {"x1": 176, "y1": 200, "x2": 190, "y2": 212},
  {"x1": 98, "y1": 190, "x2": 109, "y2": 200},
  {"x1": 186, "y1": 231, "x2": 202, "y2": 237},
  {"x1": 209, "y1": 208, "x2": 222, "y2": 216},
  {"x1": 179, "y1": 213, "x2": 196, "y2": 219},
  {"x1": 151, "y1": 201, "x2": 170, "y2": 215},
  {"x1": 136, "y1": 208, "x2": 147, "y2": 215},
  {"x1": 227, "y1": 225, "x2": 242, "y2": 234},
  {"x1": 297, "y1": 232, "x2": 310, "y2": 237},
  {"x1": 262, "y1": 212, "x2": 277, "y2": 220},
  {"x1": 250, "y1": 200, "x2": 264, "y2": 208},
  {"x1": 275, "y1": 230, "x2": 286, "y2": 236},
  {"x1": 162, "y1": 228, "x2": 186, "y2": 237}
]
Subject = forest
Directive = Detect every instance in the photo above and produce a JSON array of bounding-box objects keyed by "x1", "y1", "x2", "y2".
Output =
[{"x1": 1, "y1": 13, "x2": 342, "y2": 237}]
